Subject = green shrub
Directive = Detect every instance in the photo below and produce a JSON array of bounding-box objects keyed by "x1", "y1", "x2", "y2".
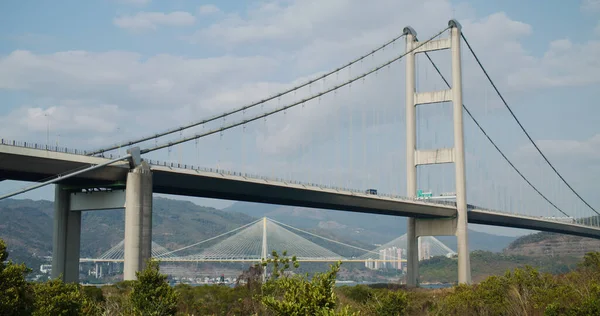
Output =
[
  {"x1": 374, "y1": 289, "x2": 408, "y2": 316},
  {"x1": 0, "y1": 239, "x2": 35, "y2": 315},
  {"x1": 260, "y1": 251, "x2": 357, "y2": 315},
  {"x1": 32, "y1": 278, "x2": 85, "y2": 316},
  {"x1": 82, "y1": 285, "x2": 104, "y2": 303},
  {"x1": 337, "y1": 284, "x2": 374, "y2": 304},
  {"x1": 129, "y1": 260, "x2": 179, "y2": 316}
]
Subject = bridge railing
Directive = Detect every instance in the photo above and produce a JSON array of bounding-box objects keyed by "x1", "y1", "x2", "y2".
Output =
[
  {"x1": 4, "y1": 138, "x2": 595, "y2": 228},
  {"x1": 144, "y1": 158, "x2": 461, "y2": 209},
  {"x1": 142, "y1": 159, "x2": 600, "y2": 228},
  {"x1": 0, "y1": 138, "x2": 120, "y2": 159}
]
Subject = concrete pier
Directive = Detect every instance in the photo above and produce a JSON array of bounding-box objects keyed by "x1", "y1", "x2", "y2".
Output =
[{"x1": 123, "y1": 161, "x2": 153, "y2": 280}]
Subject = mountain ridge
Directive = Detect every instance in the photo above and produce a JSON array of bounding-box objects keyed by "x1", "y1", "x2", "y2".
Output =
[
  {"x1": 224, "y1": 201, "x2": 517, "y2": 252},
  {"x1": 1, "y1": 197, "x2": 518, "y2": 269}
]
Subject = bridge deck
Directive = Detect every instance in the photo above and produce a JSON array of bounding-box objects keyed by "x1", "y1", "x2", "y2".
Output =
[{"x1": 1, "y1": 143, "x2": 600, "y2": 239}]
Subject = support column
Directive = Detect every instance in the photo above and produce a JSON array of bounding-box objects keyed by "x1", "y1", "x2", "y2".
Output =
[
  {"x1": 450, "y1": 20, "x2": 471, "y2": 284},
  {"x1": 140, "y1": 162, "x2": 153, "y2": 269},
  {"x1": 64, "y1": 210, "x2": 81, "y2": 282},
  {"x1": 404, "y1": 26, "x2": 419, "y2": 287},
  {"x1": 124, "y1": 161, "x2": 152, "y2": 281},
  {"x1": 52, "y1": 185, "x2": 68, "y2": 280},
  {"x1": 52, "y1": 184, "x2": 81, "y2": 283}
]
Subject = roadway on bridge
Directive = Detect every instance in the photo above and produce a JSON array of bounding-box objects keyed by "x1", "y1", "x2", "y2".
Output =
[{"x1": 2, "y1": 143, "x2": 600, "y2": 239}]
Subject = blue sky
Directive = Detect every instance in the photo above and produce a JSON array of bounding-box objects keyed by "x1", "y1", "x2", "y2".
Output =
[{"x1": 1, "y1": 0, "x2": 599, "y2": 237}]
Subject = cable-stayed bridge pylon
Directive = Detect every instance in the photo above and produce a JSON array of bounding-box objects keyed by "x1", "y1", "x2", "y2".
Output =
[{"x1": 80, "y1": 217, "x2": 455, "y2": 264}]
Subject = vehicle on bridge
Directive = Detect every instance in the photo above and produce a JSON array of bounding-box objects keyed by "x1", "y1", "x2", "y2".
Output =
[{"x1": 365, "y1": 189, "x2": 378, "y2": 195}]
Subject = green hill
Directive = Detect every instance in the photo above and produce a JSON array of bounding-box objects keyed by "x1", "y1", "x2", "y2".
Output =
[
  {"x1": 0, "y1": 197, "x2": 256, "y2": 267},
  {"x1": 419, "y1": 250, "x2": 580, "y2": 283},
  {"x1": 504, "y1": 229, "x2": 600, "y2": 257},
  {"x1": 1, "y1": 197, "x2": 525, "y2": 278},
  {"x1": 0, "y1": 198, "x2": 374, "y2": 268}
]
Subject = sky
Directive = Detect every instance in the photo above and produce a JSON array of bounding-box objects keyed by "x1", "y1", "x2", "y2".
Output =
[{"x1": 1, "y1": 0, "x2": 599, "y2": 237}]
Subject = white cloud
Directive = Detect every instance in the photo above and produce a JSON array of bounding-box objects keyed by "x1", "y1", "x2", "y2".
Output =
[
  {"x1": 0, "y1": 50, "x2": 278, "y2": 110},
  {"x1": 3, "y1": 1, "x2": 597, "y2": 148},
  {"x1": 0, "y1": 100, "x2": 122, "y2": 144},
  {"x1": 117, "y1": 0, "x2": 151, "y2": 6},
  {"x1": 581, "y1": 0, "x2": 600, "y2": 12},
  {"x1": 506, "y1": 39, "x2": 600, "y2": 89},
  {"x1": 188, "y1": 0, "x2": 456, "y2": 46},
  {"x1": 114, "y1": 11, "x2": 196, "y2": 31},
  {"x1": 513, "y1": 134, "x2": 600, "y2": 212},
  {"x1": 517, "y1": 134, "x2": 600, "y2": 159},
  {"x1": 1, "y1": 0, "x2": 599, "y2": 204},
  {"x1": 198, "y1": 4, "x2": 220, "y2": 15}
]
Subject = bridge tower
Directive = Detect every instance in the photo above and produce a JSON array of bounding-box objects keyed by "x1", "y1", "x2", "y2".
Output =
[
  {"x1": 404, "y1": 20, "x2": 471, "y2": 286},
  {"x1": 123, "y1": 160, "x2": 153, "y2": 280}
]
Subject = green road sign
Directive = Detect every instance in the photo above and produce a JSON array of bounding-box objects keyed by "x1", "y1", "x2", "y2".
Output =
[{"x1": 417, "y1": 190, "x2": 432, "y2": 198}]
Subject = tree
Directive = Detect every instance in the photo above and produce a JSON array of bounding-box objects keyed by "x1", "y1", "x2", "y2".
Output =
[
  {"x1": 0, "y1": 238, "x2": 34, "y2": 315},
  {"x1": 260, "y1": 251, "x2": 356, "y2": 315},
  {"x1": 374, "y1": 290, "x2": 409, "y2": 316},
  {"x1": 32, "y1": 278, "x2": 85, "y2": 316},
  {"x1": 129, "y1": 260, "x2": 178, "y2": 316},
  {"x1": 580, "y1": 252, "x2": 600, "y2": 272}
]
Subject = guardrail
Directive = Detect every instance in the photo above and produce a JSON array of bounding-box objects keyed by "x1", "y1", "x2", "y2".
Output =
[
  {"x1": 3, "y1": 138, "x2": 597, "y2": 228},
  {"x1": 0, "y1": 138, "x2": 118, "y2": 159},
  {"x1": 145, "y1": 157, "x2": 463, "y2": 209}
]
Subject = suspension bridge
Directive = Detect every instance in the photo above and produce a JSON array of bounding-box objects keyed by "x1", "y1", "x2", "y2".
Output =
[
  {"x1": 79, "y1": 217, "x2": 455, "y2": 264},
  {"x1": 1, "y1": 20, "x2": 599, "y2": 286}
]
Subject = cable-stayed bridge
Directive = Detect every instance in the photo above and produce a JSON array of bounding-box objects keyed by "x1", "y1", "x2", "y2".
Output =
[
  {"x1": 1, "y1": 20, "x2": 599, "y2": 286},
  {"x1": 80, "y1": 217, "x2": 454, "y2": 264}
]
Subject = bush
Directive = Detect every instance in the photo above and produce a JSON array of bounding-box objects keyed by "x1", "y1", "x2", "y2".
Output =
[
  {"x1": 337, "y1": 285, "x2": 374, "y2": 304},
  {"x1": 82, "y1": 285, "x2": 104, "y2": 303},
  {"x1": 32, "y1": 278, "x2": 85, "y2": 316},
  {"x1": 260, "y1": 251, "x2": 356, "y2": 315},
  {"x1": 432, "y1": 253, "x2": 600, "y2": 316},
  {"x1": 0, "y1": 239, "x2": 35, "y2": 315},
  {"x1": 129, "y1": 260, "x2": 179, "y2": 316},
  {"x1": 374, "y1": 290, "x2": 408, "y2": 316}
]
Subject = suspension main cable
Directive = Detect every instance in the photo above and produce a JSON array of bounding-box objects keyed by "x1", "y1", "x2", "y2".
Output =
[
  {"x1": 420, "y1": 45, "x2": 570, "y2": 218},
  {"x1": 87, "y1": 33, "x2": 409, "y2": 156},
  {"x1": 461, "y1": 33, "x2": 599, "y2": 217},
  {"x1": 141, "y1": 27, "x2": 451, "y2": 155}
]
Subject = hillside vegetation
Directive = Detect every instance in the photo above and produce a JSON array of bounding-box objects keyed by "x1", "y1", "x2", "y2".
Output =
[
  {"x1": 0, "y1": 198, "x2": 255, "y2": 267},
  {"x1": 225, "y1": 201, "x2": 517, "y2": 251},
  {"x1": 505, "y1": 230, "x2": 600, "y2": 257},
  {"x1": 419, "y1": 251, "x2": 580, "y2": 283},
  {"x1": 2, "y1": 238, "x2": 599, "y2": 315},
  {"x1": 0, "y1": 198, "x2": 373, "y2": 267}
]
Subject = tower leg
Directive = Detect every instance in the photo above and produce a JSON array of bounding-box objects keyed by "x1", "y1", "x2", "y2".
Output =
[
  {"x1": 124, "y1": 162, "x2": 152, "y2": 281},
  {"x1": 404, "y1": 26, "x2": 419, "y2": 287},
  {"x1": 450, "y1": 21, "x2": 471, "y2": 284},
  {"x1": 406, "y1": 219, "x2": 419, "y2": 286}
]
